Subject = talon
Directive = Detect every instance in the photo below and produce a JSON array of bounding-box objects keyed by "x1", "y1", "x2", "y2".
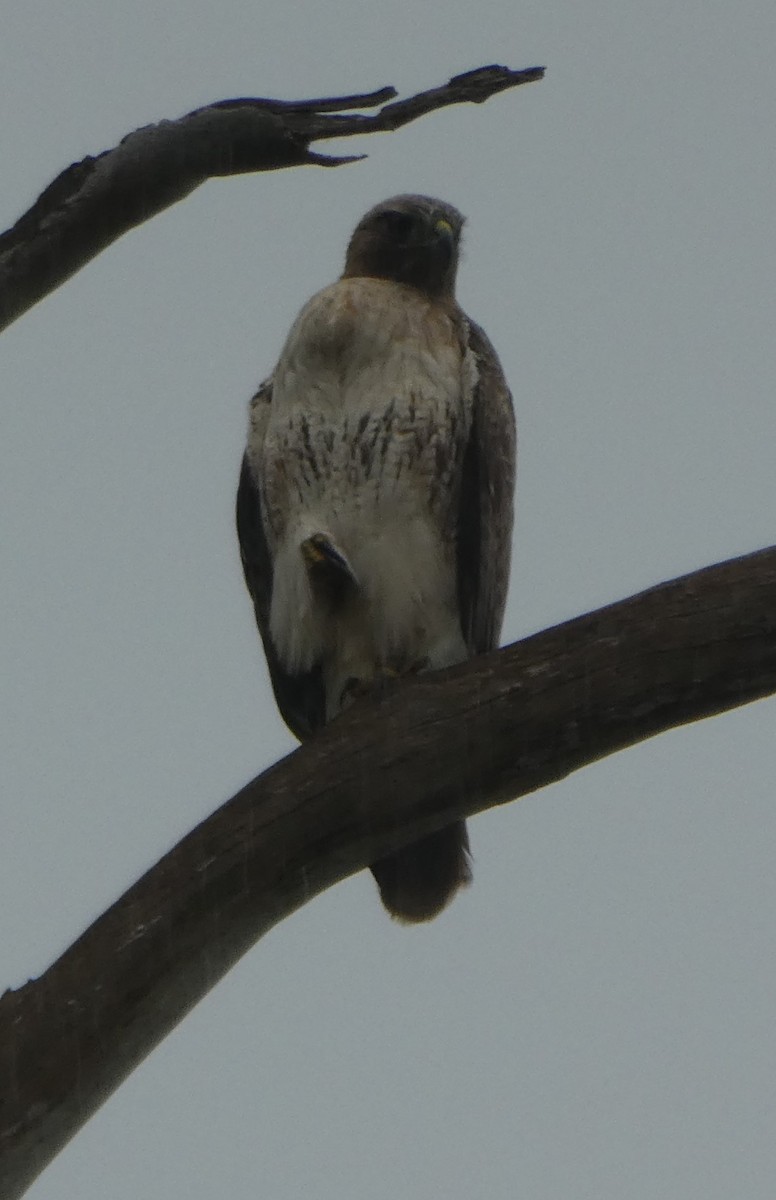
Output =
[
  {"x1": 301, "y1": 532, "x2": 358, "y2": 606},
  {"x1": 339, "y1": 676, "x2": 372, "y2": 710},
  {"x1": 338, "y1": 659, "x2": 430, "y2": 714},
  {"x1": 301, "y1": 532, "x2": 354, "y2": 575},
  {"x1": 300, "y1": 534, "x2": 328, "y2": 567},
  {"x1": 384, "y1": 657, "x2": 431, "y2": 678}
]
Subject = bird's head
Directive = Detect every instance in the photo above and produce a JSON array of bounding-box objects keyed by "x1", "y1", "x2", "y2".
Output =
[{"x1": 342, "y1": 194, "x2": 464, "y2": 299}]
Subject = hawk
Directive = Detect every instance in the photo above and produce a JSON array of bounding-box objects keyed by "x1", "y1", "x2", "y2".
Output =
[{"x1": 237, "y1": 194, "x2": 515, "y2": 922}]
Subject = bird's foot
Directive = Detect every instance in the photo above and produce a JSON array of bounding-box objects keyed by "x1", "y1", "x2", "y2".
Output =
[
  {"x1": 383, "y1": 656, "x2": 431, "y2": 678},
  {"x1": 338, "y1": 659, "x2": 431, "y2": 712},
  {"x1": 301, "y1": 532, "x2": 358, "y2": 606},
  {"x1": 402, "y1": 656, "x2": 431, "y2": 676},
  {"x1": 339, "y1": 676, "x2": 373, "y2": 710}
]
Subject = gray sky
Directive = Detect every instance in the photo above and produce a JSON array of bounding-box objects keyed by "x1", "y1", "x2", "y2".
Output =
[{"x1": 2, "y1": 2, "x2": 775, "y2": 1197}]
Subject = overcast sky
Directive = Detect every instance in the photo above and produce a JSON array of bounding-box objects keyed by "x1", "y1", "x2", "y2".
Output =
[{"x1": 2, "y1": 2, "x2": 775, "y2": 1197}]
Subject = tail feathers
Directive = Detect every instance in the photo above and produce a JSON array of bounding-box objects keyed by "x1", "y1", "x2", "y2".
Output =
[{"x1": 370, "y1": 821, "x2": 471, "y2": 923}]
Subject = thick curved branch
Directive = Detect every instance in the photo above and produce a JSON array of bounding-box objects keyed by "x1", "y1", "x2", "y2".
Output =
[
  {"x1": 1, "y1": 545, "x2": 775, "y2": 1198},
  {"x1": 0, "y1": 64, "x2": 543, "y2": 332}
]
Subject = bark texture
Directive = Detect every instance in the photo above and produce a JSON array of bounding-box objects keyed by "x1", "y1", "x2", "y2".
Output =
[
  {"x1": 0, "y1": 64, "x2": 544, "y2": 331},
  {"x1": 1, "y1": 545, "x2": 774, "y2": 1198}
]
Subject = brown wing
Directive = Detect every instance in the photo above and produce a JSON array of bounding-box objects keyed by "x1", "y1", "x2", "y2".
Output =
[
  {"x1": 235, "y1": 380, "x2": 326, "y2": 741},
  {"x1": 456, "y1": 319, "x2": 516, "y2": 655}
]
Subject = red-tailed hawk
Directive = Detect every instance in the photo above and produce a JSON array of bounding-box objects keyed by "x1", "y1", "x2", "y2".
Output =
[{"x1": 237, "y1": 194, "x2": 515, "y2": 922}]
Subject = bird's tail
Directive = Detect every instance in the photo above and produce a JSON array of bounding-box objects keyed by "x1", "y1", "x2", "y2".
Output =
[
  {"x1": 369, "y1": 820, "x2": 471, "y2": 923},
  {"x1": 299, "y1": 530, "x2": 471, "y2": 922}
]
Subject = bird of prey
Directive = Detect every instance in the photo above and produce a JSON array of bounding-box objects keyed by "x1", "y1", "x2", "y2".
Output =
[{"x1": 237, "y1": 194, "x2": 515, "y2": 922}]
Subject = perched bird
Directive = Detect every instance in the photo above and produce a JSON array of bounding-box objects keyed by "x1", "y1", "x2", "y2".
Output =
[{"x1": 237, "y1": 194, "x2": 515, "y2": 922}]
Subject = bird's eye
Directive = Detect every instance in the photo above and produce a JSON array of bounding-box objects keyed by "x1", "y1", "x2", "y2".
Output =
[{"x1": 378, "y1": 210, "x2": 415, "y2": 239}]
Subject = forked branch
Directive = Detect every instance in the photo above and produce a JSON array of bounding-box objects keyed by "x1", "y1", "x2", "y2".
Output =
[{"x1": 0, "y1": 64, "x2": 544, "y2": 332}]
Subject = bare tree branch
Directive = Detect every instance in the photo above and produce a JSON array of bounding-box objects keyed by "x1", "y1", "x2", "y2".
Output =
[
  {"x1": 0, "y1": 64, "x2": 543, "y2": 333},
  {"x1": 1, "y1": 545, "x2": 774, "y2": 1198}
]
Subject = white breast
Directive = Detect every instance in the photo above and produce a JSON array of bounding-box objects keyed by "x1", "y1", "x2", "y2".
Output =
[{"x1": 255, "y1": 277, "x2": 478, "y2": 701}]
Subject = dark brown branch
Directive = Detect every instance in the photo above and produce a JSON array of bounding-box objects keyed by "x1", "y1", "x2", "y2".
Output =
[
  {"x1": 0, "y1": 64, "x2": 543, "y2": 332},
  {"x1": 1, "y1": 545, "x2": 775, "y2": 1198}
]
